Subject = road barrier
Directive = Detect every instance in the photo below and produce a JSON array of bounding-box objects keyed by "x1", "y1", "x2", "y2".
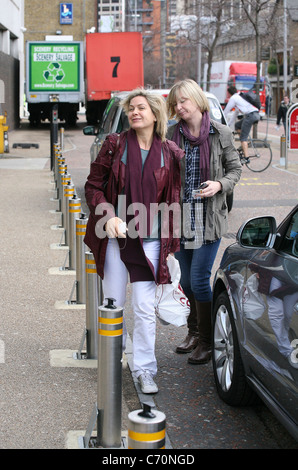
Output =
[
  {"x1": 68, "y1": 195, "x2": 81, "y2": 270},
  {"x1": 60, "y1": 127, "x2": 64, "y2": 153},
  {"x1": 57, "y1": 164, "x2": 67, "y2": 210},
  {"x1": 60, "y1": 171, "x2": 71, "y2": 231},
  {"x1": 65, "y1": 212, "x2": 88, "y2": 307},
  {"x1": 63, "y1": 182, "x2": 74, "y2": 247},
  {"x1": 53, "y1": 143, "x2": 59, "y2": 182},
  {"x1": 75, "y1": 214, "x2": 88, "y2": 304},
  {"x1": 280, "y1": 135, "x2": 286, "y2": 166},
  {"x1": 49, "y1": 141, "x2": 168, "y2": 450},
  {"x1": 97, "y1": 298, "x2": 123, "y2": 447},
  {"x1": 128, "y1": 404, "x2": 166, "y2": 449},
  {"x1": 85, "y1": 251, "x2": 100, "y2": 359}
]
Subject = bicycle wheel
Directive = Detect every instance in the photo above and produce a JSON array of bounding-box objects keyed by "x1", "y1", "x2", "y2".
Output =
[{"x1": 245, "y1": 139, "x2": 272, "y2": 172}]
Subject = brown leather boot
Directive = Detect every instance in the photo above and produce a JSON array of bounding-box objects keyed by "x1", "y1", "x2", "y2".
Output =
[
  {"x1": 176, "y1": 294, "x2": 199, "y2": 353},
  {"x1": 188, "y1": 301, "x2": 212, "y2": 364}
]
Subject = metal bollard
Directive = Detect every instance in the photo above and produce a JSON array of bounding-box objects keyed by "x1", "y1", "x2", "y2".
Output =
[
  {"x1": 97, "y1": 298, "x2": 123, "y2": 448},
  {"x1": 75, "y1": 214, "x2": 88, "y2": 304},
  {"x1": 280, "y1": 134, "x2": 286, "y2": 166},
  {"x1": 55, "y1": 151, "x2": 63, "y2": 184},
  {"x1": 57, "y1": 164, "x2": 67, "y2": 198},
  {"x1": 59, "y1": 170, "x2": 70, "y2": 226},
  {"x1": 68, "y1": 195, "x2": 81, "y2": 270},
  {"x1": 53, "y1": 162, "x2": 66, "y2": 213},
  {"x1": 53, "y1": 142, "x2": 59, "y2": 173},
  {"x1": 60, "y1": 127, "x2": 64, "y2": 152},
  {"x1": 128, "y1": 404, "x2": 166, "y2": 449},
  {"x1": 85, "y1": 252, "x2": 99, "y2": 359},
  {"x1": 63, "y1": 182, "x2": 74, "y2": 246},
  {"x1": 53, "y1": 143, "x2": 59, "y2": 183}
]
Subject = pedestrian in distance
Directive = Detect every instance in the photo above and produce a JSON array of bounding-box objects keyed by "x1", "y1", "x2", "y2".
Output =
[
  {"x1": 276, "y1": 94, "x2": 291, "y2": 133},
  {"x1": 167, "y1": 79, "x2": 242, "y2": 365},
  {"x1": 224, "y1": 85, "x2": 260, "y2": 159},
  {"x1": 84, "y1": 88, "x2": 184, "y2": 394},
  {"x1": 265, "y1": 94, "x2": 272, "y2": 116}
]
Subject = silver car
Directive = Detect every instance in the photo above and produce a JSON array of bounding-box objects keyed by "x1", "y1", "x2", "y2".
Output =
[
  {"x1": 212, "y1": 205, "x2": 298, "y2": 441},
  {"x1": 83, "y1": 90, "x2": 228, "y2": 163}
]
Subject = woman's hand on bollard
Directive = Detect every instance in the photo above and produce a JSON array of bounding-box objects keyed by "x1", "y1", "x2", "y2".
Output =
[{"x1": 105, "y1": 217, "x2": 127, "y2": 238}]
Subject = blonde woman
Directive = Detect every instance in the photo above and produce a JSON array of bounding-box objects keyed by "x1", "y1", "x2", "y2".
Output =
[
  {"x1": 167, "y1": 79, "x2": 242, "y2": 365},
  {"x1": 84, "y1": 88, "x2": 184, "y2": 393}
]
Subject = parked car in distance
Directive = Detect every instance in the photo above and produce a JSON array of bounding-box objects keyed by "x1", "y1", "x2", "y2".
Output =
[
  {"x1": 212, "y1": 204, "x2": 298, "y2": 441},
  {"x1": 83, "y1": 88, "x2": 234, "y2": 211},
  {"x1": 83, "y1": 89, "x2": 228, "y2": 163},
  {"x1": 83, "y1": 89, "x2": 233, "y2": 212}
]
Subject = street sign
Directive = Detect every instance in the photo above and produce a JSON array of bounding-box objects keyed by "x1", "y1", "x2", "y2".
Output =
[
  {"x1": 284, "y1": 103, "x2": 298, "y2": 169},
  {"x1": 60, "y1": 3, "x2": 73, "y2": 24},
  {"x1": 288, "y1": 104, "x2": 298, "y2": 149}
]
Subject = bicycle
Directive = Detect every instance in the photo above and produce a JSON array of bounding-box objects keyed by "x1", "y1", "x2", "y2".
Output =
[{"x1": 237, "y1": 135, "x2": 272, "y2": 173}]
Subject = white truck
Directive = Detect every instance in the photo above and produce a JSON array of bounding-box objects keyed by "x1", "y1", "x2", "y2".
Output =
[{"x1": 203, "y1": 60, "x2": 261, "y2": 107}]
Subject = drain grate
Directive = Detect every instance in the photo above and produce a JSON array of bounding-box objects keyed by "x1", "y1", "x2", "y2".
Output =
[{"x1": 12, "y1": 143, "x2": 39, "y2": 149}]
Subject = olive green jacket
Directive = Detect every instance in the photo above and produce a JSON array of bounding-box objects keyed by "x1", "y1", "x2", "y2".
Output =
[{"x1": 167, "y1": 119, "x2": 242, "y2": 241}]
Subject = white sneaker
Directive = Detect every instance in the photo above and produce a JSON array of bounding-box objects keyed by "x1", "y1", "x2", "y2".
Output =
[{"x1": 138, "y1": 371, "x2": 158, "y2": 394}]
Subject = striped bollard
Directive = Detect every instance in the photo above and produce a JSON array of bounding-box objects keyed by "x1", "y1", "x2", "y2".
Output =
[
  {"x1": 60, "y1": 127, "x2": 64, "y2": 152},
  {"x1": 53, "y1": 143, "x2": 60, "y2": 182},
  {"x1": 85, "y1": 252, "x2": 99, "y2": 359},
  {"x1": 63, "y1": 182, "x2": 74, "y2": 247},
  {"x1": 60, "y1": 170, "x2": 70, "y2": 228},
  {"x1": 56, "y1": 163, "x2": 67, "y2": 212},
  {"x1": 75, "y1": 215, "x2": 88, "y2": 304},
  {"x1": 68, "y1": 195, "x2": 81, "y2": 270},
  {"x1": 128, "y1": 404, "x2": 166, "y2": 449},
  {"x1": 97, "y1": 298, "x2": 123, "y2": 448}
]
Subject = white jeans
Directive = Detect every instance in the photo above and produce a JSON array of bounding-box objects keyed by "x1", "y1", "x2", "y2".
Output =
[{"x1": 102, "y1": 238, "x2": 160, "y2": 377}]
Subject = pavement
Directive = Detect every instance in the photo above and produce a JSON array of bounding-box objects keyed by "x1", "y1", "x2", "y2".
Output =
[
  {"x1": 0, "y1": 116, "x2": 297, "y2": 450},
  {"x1": 0, "y1": 118, "x2": 144, "y2": 450}
]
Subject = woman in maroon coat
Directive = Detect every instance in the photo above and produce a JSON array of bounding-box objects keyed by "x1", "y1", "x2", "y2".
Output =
[{"x1": 84, "y1": 88, "x2": 184, "y2": 393}]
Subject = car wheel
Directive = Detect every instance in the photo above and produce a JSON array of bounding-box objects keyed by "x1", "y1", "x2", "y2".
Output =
[{"x1": 212, "y1": 291, "x2": 257, "y2": 406}]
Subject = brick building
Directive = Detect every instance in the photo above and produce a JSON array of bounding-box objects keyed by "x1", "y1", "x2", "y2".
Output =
[
  {"x1": 23, "y1": 0, "x2": 169, "y2": 88},
  {"x1": 0, "y1": 0, "x2": 25, "y2": 130},
  {"x1": 24, "y1": 1, "x2": 97, "y2": 42}
]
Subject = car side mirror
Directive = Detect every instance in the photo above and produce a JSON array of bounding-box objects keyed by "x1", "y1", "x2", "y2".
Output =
[{"x1": 236, "y1": 216, "x2": 277, "y2": 249}]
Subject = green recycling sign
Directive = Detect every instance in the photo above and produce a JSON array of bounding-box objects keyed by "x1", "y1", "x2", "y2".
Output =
[
  {"x1": 28, "y1": 42, "x2": 80, "y2": 92},
  {"x1": 43, "y1": 62, "x2": 65, "y2": 82}
]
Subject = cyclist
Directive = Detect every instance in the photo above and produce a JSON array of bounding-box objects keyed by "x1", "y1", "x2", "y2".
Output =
[{"x1": 224, "y1": 86, "x2": 260, "y2": 159}]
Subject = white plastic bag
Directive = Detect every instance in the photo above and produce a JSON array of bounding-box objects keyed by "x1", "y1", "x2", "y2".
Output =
[
  {"x1": 154, "y1": 255, "x2": 190, "y2": 327},
  {"x1": 243, "y1": 273, "x2": 266, "y2": 320}
]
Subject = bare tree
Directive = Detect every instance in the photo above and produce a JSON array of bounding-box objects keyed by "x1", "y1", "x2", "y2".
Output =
[
  {"x1": 240, "y1": 0, "x2": 275, "y2": 94},
  {"x1": 200, "y1": 0, "x2": 231, "y2": 91}
]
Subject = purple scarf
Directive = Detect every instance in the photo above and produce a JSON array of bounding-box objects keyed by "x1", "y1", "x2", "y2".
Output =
[
  {"x1": 172, "y1": 111, "x2": 210, "y2": 182},
  {"x1": 118, "y1": 128, "x2": 162, "y2": 282},
  {"x1": 125, "y1": 128, "x2": 161, "y2": 236}
]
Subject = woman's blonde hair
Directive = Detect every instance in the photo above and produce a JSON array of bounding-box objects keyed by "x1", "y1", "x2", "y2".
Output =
[
  {"x1": 167, "y1": 79, "x2": 210, "y2": 120},
  {"x1": 121, "y1": 88, "x2": 168, "y2": 141}
]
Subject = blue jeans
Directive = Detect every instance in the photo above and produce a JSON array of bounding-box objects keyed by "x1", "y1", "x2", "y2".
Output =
[{"x1": 175, "y1": 239, "x2": 221, "y2": 303}]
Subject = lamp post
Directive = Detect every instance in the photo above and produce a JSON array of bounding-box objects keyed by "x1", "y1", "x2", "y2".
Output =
[{"x1": 283, "y1": 0, "x2": 288, "y2": 94}]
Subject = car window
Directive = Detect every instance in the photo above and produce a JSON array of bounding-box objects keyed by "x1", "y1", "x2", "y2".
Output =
[
  {"x1": 102, "y1": 100, "x2": 119, "y2": 134},
  {"x1": 116, "y1": 111, "x2": 129, "y2": 133},
  {"x1": 279, "y1": 210, "x2": 298, "y2": 258}
]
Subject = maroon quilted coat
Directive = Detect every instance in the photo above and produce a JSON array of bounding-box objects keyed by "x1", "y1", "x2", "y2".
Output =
[{"x1": 84, "y1": 131, "x2": 184, "y2": 284}]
